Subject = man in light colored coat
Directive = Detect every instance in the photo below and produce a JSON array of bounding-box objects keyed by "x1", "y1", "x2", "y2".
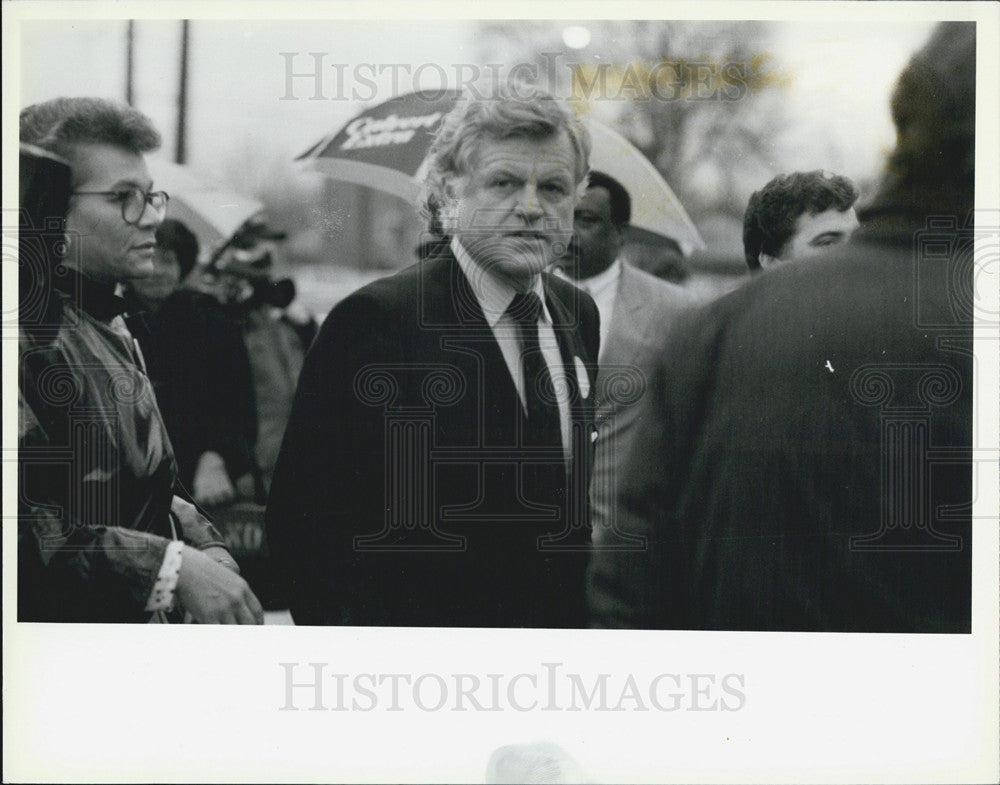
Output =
[{"x1": 557, "y1": 171, "x2": 695, "y2": 613}]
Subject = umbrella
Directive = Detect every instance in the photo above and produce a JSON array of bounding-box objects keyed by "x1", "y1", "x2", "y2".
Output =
[
  {"x1": 586, "y1": 120, "x2": 706, "y2": 253},
  {"x1": 296, "y1": 91, "x2": 705, "y2": 255},
  {"x1": 146, "y1": 158, "x2": 265, "y2": 253}
]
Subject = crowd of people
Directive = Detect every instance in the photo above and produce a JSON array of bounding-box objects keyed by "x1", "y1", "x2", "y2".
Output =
[{"x1": 17, "y1": 22, "x2": 974, "y2": 629}]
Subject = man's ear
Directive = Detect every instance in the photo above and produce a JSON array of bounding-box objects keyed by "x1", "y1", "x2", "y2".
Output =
[
  {"x1": 758, "y1": 252, "x2": 781, "y2": 269},
  {"x1": 437, "y1": 178, "x2": 461, "y2": 232}
]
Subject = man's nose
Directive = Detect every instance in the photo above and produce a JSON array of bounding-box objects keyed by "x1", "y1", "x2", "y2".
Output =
[
  {"x1": 515, "y1": 182, "x2": 545, "y2": 222},
  {"x1": 136, "y1": 198, "x2": 165, "y2": 230}
]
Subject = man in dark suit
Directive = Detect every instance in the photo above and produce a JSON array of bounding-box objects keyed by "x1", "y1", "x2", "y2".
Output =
[
  {"x1": 266, "y1": 86, "x2": 600, "y2": 627},
  {"x1": 588, "y1": 22, "x2": 975, "y2": 633}
]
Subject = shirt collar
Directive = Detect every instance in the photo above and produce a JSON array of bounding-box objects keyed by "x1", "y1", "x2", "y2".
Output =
[
  {"x1": 451, "y1": 236, "x2": 549, "y2": 328},
  {"x1": 52, "y1": 268, "x2": 129, "y2": 322}
]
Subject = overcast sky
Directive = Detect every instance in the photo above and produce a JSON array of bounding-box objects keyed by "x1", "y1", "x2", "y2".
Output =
[
  {"x1": 6, "y1": 10, "x2": 998, "y2": 785},
  {"x1": 19, "y1": 18, "x2": 933, "y2": 194}
]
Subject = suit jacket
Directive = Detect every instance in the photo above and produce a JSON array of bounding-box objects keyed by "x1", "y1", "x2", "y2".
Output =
[
  {"x1": 266, "y1": 246, "x2": 600, "y2": 627},
  {"x1": 587, "y1": 263, "x2": 696, "y2": 545},
  {"x1": 588, "y1": 223, "x2": 973, "y2": 632}
]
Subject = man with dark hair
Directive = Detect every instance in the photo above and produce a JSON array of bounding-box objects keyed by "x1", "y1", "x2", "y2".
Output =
[
  {"x1": 267, "y1": 86, "x2": 600, "y2": 627},
  {"x1": 742, "y1": 170, "x2": 859, "y2": 270},
  {"x1": 556, "y1": 171, "x2": 693, "y2": 601},
  {"x1": 590, "y1": 22, "x2": 974, "y2": 632},
  {"x1": 153, "y1": 217, "x2": 201, "y2": 280},
  {"x1": 18, "y1": 97, "x2": 262, "y2": 623},
  {"x1": 561, "y1": 171, "x2": 631, "y2": 352},
  {"x1": 584, "y1": 171, "x2": 632, "y2": 230}
]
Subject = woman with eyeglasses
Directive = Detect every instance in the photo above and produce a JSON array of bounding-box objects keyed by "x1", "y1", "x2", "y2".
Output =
[{"x1": 18, "y1": 96, "x2": 263, "y2": 624}]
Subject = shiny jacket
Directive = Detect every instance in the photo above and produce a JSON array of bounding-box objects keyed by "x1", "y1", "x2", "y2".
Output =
[{"x1": 18, "y1": 272, "x2": 234, "y2": 622}]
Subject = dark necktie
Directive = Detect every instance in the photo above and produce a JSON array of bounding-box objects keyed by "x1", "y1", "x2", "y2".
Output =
[{"x1": 508, "y1": 291, "x2": 563, "y2": 453}]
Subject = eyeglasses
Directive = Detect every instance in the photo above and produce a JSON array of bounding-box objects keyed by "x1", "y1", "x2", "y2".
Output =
[{"x1": 72, "y1": 187, "x2": 170, "y2": 225}]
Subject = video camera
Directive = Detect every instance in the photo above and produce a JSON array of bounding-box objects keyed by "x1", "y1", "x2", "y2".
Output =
[{"x1": 199, "y1": 215, "x2": 295, "y2": 309}]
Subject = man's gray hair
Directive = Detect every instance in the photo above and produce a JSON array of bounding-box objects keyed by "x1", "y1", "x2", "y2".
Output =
[{"x1": 420, "y1": 84, "x2": 591, "y2": 234}]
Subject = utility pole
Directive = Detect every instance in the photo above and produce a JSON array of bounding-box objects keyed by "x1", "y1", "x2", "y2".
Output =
[
  {"x1": 125, "y1": 20, "x2": 135, "y2": 105},
  {"x1": 175, "y1": 19, "x2": 190, "y2": 164}
]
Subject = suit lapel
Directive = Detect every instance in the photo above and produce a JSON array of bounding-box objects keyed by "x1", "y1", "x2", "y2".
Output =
[
  {"x1": 543, "y1": 275, "x2": 597, "y2": 439},
  {"x1": 434, "y1": 250, "x2": 523, "y2": 442},
  {"x1": 595, "y1": 264, "x2": 663, "y2": 415},
  {"x1": 542, "y1": 274, "x2": 596, "y2": 542},
  {"x1": 544, "y1": 278, "x2": 585, "y2": 403},
  {"x1": 599, "y1": 264, "x2": 646, "y2": 371}
]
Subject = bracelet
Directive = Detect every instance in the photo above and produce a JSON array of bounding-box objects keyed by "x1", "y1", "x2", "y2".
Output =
[{"x1": 145, "y1": 540, "x2": 185, "y2": 612}]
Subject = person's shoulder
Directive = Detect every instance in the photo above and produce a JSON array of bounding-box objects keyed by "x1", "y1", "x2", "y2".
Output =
[
  {"x1": 334, "y1": 251, "x2": 453, "y2": 313},
  {"x1": 549, "y1": 273, "x2": 601, "y2": 332},
  {"x1": 621, "y1": 262, "x2": 696, "y2": 309},
  {"x1": 546, "y1": 271, "x2": 596, "y2": 309},
  {"x1": 166, "y1": 288, "x2": 228, "y2": 320},
  {"x1": 672, "y1": 234, "x2": 905, "y2": 352},
  {"x1": 19, "y1": 290, "x2": 70, "y2": 350},
  {"x1": 315, "y1": 255, "x2": 450, "y2": 348},
  {"x1": 169, "y1": 287, "x2": 218, "y2": 307},
  {"x1": 330, "y1": 263, "x2": 414, "y2": 314},
  {"x1": 731, "y1": 234, "x2": 901, "y2": 315}
]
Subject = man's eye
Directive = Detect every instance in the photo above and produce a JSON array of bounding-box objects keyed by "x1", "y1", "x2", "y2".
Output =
[
  {"x1": 110, "y1": 190, "x2": 135, "y2": 202},
  {"x1": 490, "y1": 177, "x2": 514, "y2": 188},
  {"x1": 541, "y1": 182, "x2": 568, "y2": 194}
]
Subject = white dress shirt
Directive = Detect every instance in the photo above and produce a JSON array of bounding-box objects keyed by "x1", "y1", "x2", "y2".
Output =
[
  {"x1": 452, "y1": 237, "x2": 572, "y2": 458},
  {"x1": 575, "y1": 258, "x2": 622, "y2": 363}
]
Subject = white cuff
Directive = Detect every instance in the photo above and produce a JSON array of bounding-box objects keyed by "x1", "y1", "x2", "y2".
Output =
[{"x1": 145, "y1": 540, "x2": 184, "y2": 612}]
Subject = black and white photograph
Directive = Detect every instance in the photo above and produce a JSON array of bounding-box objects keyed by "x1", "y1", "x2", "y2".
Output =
[{"x1": 3, "y1": 1, "x2": 998, "y2": 783}]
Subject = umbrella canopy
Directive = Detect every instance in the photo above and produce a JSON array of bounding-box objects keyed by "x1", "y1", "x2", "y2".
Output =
[
  {"x1": 147, "y1": 158, "x2": 265, "y2": 253},
  {"x1": 296, "y1": 91, "x2": 705, "y2": 255},
  {"x1": 586, "y1": 120, "x2": 705, "y2": 253},
  {"x1": 297, "y1": 90, "x2": 450, "y2": 204}
]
